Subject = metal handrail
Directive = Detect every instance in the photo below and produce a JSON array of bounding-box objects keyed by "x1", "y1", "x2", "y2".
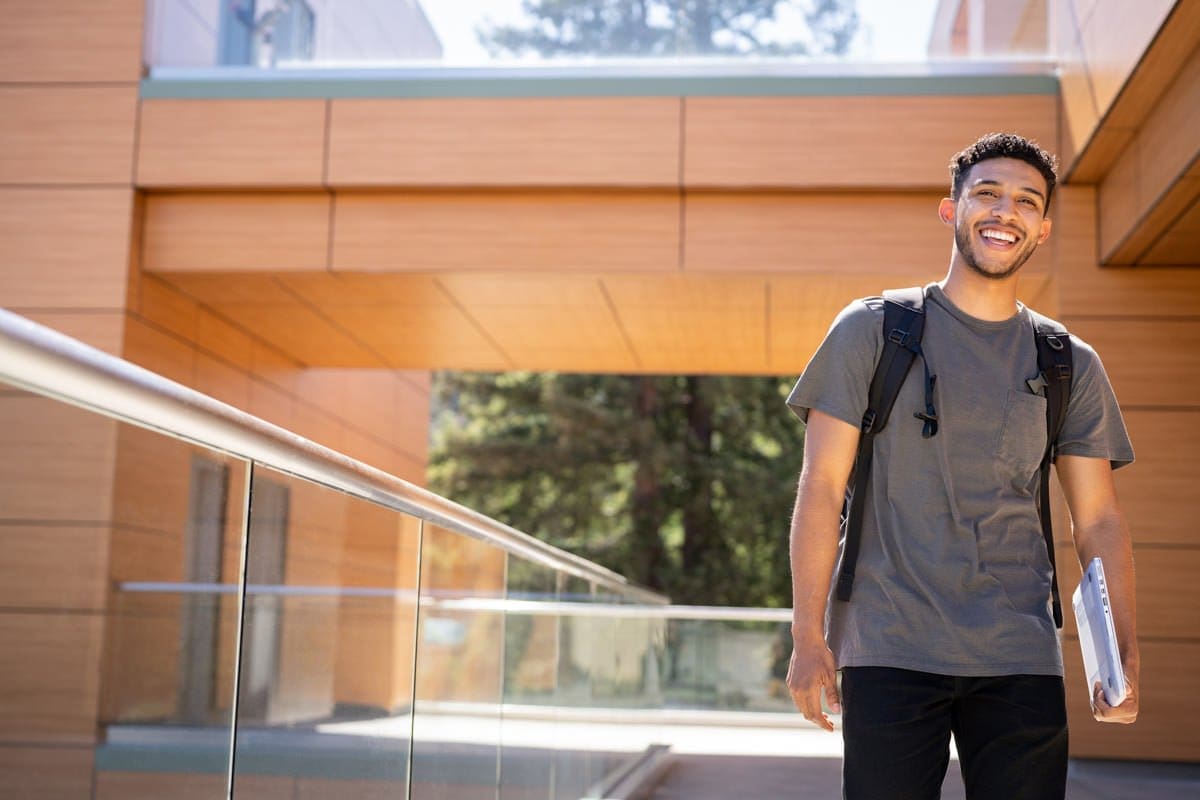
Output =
[{"x1": 0, "y1": 308, "x2": 667, "y2": 604}]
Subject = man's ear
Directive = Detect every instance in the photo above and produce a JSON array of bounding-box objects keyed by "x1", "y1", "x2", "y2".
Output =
[
  {"x1": 1037, "y1": 217, "x2": 1053, "y2": 244},
  {"x1": 938, "y1": 197, "x2": 955, "y2": 225}
]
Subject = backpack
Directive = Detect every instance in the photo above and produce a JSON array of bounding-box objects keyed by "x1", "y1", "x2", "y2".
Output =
[{"x1": 834, "y1": 286, "x2": 1074, "y2": 628}]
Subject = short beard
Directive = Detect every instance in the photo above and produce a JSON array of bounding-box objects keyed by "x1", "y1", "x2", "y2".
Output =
[{"x1": 955, "y1": 225, "x2": 1036, "y2": 281}]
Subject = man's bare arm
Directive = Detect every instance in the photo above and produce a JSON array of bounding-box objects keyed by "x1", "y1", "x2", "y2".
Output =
[
  {"x1": 786, "y1": 409, "x2": 860, "y2": 731},
  {"x1": 1056, "y1": 454, "x2": 1139, "y2": 724}
]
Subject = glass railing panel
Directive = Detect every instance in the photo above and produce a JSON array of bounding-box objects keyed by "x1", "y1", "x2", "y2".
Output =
[
  {"x1": 553, "y1": 575, "x2": 596, "y2": 800},
  {"x1": 498, "y1": 555, "x2": 559, "y2": 800},
  {"x1": 626, "y1": 596, "x2": 668, "y2": 712},
  {"x1": 230, "y1": 463, "x2": 420, "y2": 799},
  {"x1": 0, "y1": 380, "x2": 249, "y2": 798},
  {"x1": 144, "y1": 0, "x2": 1051, "y2": 72},
  {"x1": 588, "y1": 588, "x2": 665, "y2": 712},
  {"x1": 411, "y1": 523, "x2": 507, "y2": 799},
  {"x1": 662, "y1": 616, "x2": 795, "y2": 714}
]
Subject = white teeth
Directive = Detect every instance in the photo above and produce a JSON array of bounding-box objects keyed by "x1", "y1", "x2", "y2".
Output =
[{"x1": 982, "y1": 229, "x2": 1017, "y2": 243}]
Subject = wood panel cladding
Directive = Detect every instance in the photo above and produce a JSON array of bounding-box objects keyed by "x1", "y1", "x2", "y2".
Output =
[
  {"x1": 1076, "y1": 0, "x2": 1179, "y2": 122},
  {"x1": 138, "y1": 100, "x2": 328, "y2": 187},
  {"x1": 0, "y1": 747, "x2": 94, "y2": 799},
  {"x1": 603, "y1": 273, "x2": 771, "y2": 374},
  {"x1": 1111, "y1": 410, "x2": 1200, "y2": 548},
  {"x1": 132, "y1": 93, "x2": 1063, "y2": 192},
  {"x1": 1052, "y1": 185, "x2": 1200, "y2": 317},
  {"x1": 0, "y1": 614, "x2": 105, "y2": 743},
  {"x1": 1142, "y1": 186, "x2": 1200, "y2": 263},
  {"x1": 332, "y1": 191, "x2": 679, "y2": 273},
  {"x1": 0, "y1": 188, "x2": 135, "y2": 309},
  {"x1": 437, "y1": 274, "x2": 637, "y2": 373},
  {"x1": 142, "y1": 193, "x2": 331, "y2": 273},
  {"x1": 1063, "y1": 319, "x2": 1200, "y2": 408},
  {"x1": 1057, "y1": 540, "x2": 1199, "y2": 642},
  {"x1": 0, "y1": 394, "x2": 118, "y2": 521},
  {"x1": 328, "y1": 97, "x2": 680, "y2": 187},
  {"x1": 0, "y1": 87, "x2": 137, "y2": 185},
  {"x1": 1065, "y1": 639, "x2": 1200, "y2": 761},
  {"x1": 1098, "y1": 45, "x2": 1200, "y2": 264},
  {"x1": 1054, "y1": 0, "x2": 1180, "y2": 169},
  {"x1": 0, "y1": 526, "x2": 109, "y2": 611},
  {"x1": 684, "y1": 193, "x2": 956, "y2": 274},
  {"x1": 18, "y1": 311, "x2": 126, "y2": 356},
  {"x1": 683, "y1": 95, "x2": 1056, "y2": 188},
  {"x1": 0, "y1": 0, "x2": 143, "y2": 83},
  {"x1": 130, "y1": 275, "x2": 434, "y2": 469}
]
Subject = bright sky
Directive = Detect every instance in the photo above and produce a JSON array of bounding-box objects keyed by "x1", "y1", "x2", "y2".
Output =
[{"x1": 420, "y1": 0, "x2": 939, "y2": 63}]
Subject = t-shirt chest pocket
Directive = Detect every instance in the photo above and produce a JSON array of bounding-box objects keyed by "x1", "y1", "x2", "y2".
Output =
[{"x1": 994, "y1": 389, "x2": 1048, "y2": 483}]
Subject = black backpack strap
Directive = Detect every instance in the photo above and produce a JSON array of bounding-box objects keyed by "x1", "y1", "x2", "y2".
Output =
[
  {"x1": 836, "y1": 287, "x2": 927, "y2": 603},
  {"x1": 1031, "y1": 311, "x2": 1074, "y2": 628}
]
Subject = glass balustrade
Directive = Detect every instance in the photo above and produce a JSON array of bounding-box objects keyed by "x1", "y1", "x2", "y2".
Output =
[
  {"x1": 0, "y1": 311, "x2": 816, "y2": 799},
  {"x1": 143, "y1": 0, "x2": 1052, "y2": 73}
]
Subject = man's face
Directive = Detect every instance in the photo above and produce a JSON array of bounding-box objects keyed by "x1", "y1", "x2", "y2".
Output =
[{"x1": 941, "y1": 157, "x2": 1053, "y2": 281}]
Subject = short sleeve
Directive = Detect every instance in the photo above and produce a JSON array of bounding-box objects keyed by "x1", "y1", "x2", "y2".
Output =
[
  {"x1": 1055, "y1": 337, "x2": 1135, "y2": 470},
  {"x1": 786, "y1": 299, "x2": 883, "y2": 429}
]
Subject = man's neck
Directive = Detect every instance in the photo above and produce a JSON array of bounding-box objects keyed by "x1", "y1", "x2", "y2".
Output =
[{"x1": 938, "y1": 262, "x2": 1022, "y2": 321}]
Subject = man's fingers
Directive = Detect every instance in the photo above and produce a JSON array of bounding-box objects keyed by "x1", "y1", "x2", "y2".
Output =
[
  {"x1": 786, "y1": 648, "x2": 840, "y2": 731},
  {"x1": 802, "y1": 696, "x2": 834, "y2": 731},
  {"x1": 1092, "y1": 680, "x2": 1138, "y2": 724},
  {"x1": 825, "y1": 680, "x2": 842, "y2": 713},
  {"x1": 788, "y1": 681, "x2": 836, "y2": 730}
]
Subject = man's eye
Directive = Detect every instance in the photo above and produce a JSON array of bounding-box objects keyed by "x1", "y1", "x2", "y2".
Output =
[{"x1": 1020, "y1": 198, "x2": 1038, "y2": 207}]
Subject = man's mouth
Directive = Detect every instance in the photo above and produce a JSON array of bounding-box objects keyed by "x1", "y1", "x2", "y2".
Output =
[{"x1": 979, "y1": 227, "x2": 1019, "y2": 247}]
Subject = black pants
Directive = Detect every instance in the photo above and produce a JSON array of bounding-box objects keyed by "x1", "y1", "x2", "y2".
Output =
[{"x1": 841, "y1": 667, "x2": 1068, "y2": 800}]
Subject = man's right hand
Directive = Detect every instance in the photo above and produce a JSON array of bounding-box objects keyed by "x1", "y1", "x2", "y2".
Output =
[{"x1": 785, "y1": 640, "x2": 841, "y2": 731}]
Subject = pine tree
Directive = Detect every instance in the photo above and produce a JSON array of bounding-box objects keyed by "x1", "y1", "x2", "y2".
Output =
[
  {"x1": 478, "y1": 0, "x2": 859, "y2": 58},
  {"x1": 428, "y1": 372, "x2": 803, "y2": 606}
]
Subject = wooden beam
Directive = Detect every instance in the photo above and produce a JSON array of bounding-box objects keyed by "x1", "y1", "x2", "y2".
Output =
[
  {"x1": 1096, "y1": 42, "x2": 1200, "y2": 263},
  {"x1": 328, "y1": 98, "x2": 680, "y2": 188},
  {"x1": 684, "y1": 95, "x2": 1056, "y2": 189},
  {"x1": 138, "y1": 100, "x2": 328, "y2": 188},
  {"x1": 1066, "y1": 0, "x2": 1200, "y2": 181}
]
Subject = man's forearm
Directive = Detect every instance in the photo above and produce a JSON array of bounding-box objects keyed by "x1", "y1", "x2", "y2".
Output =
[
  {"x1": 790, "y1": 472, "x2": 844, "y2": 642},
  {"x1": 1074, "y1": 511, "x2": 1139, "y2": 677}
]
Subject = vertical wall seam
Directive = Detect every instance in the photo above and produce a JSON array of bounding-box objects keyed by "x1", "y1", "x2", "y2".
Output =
[
  {"x1": 677, "y1": 96, "x2": 687, "y2": 272},
  {"x1": 324, "y1": 99, "x2": 337, "y2": 272}
]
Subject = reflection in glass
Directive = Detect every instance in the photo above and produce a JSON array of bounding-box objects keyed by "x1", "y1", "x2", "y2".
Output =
[
  {"x1": 0, "y1": 381, "x2": 250, "y2": 798},
  {"x1": 663, "y1": 618, "x2": 794, "y2": 713},
  {"x1": 554, "y1": 577, "x2": 599, "y2": 799},
  {"x1": 144, "y1": 0, "x2": 1051, "y2": 71},
  {"x1": 411, "y1": 524, "x2": 506, "y2": 800},
  {"x1": 499, "y1": 556, "x2": 558, "y2": 800},
  {"x1": 231, "y1": 464, "x2": 420, "y2": 799}
]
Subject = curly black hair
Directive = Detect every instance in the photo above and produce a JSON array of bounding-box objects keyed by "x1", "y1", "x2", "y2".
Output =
[{"x1": 950, "y1": 133, "x2": 1059, "y2": 213}]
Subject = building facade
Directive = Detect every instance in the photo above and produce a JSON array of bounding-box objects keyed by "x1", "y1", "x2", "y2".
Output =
[{"x1": 1, "y1": 1, "x2": 1198, "y2": 795}]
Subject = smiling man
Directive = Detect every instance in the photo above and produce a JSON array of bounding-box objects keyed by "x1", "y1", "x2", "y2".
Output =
[{"x1": 783, "y1": 133, "x2": 1140, "y2": 800}]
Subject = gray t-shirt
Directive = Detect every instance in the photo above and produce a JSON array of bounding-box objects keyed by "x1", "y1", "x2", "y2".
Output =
[{"x1": 787, "y1": 284, "x2": 1134, "y2": 677}]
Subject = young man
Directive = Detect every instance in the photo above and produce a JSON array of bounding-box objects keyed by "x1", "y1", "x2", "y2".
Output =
[{"x1": 784, "y1": 133, "x2": 1140, "y2": 800}]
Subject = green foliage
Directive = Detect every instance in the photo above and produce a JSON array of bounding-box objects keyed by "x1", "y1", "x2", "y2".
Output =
[
  {"x1": 478, "y1": 0, "x2": 859, "y2": 58},
  {"x1": 428, "y1": 372, "x2": 804, "y2": 606}
]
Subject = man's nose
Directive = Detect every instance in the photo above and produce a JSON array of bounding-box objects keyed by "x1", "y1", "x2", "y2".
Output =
[{"x1": 992, "y1": 194, "x2": 1019, "y2": 222}]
